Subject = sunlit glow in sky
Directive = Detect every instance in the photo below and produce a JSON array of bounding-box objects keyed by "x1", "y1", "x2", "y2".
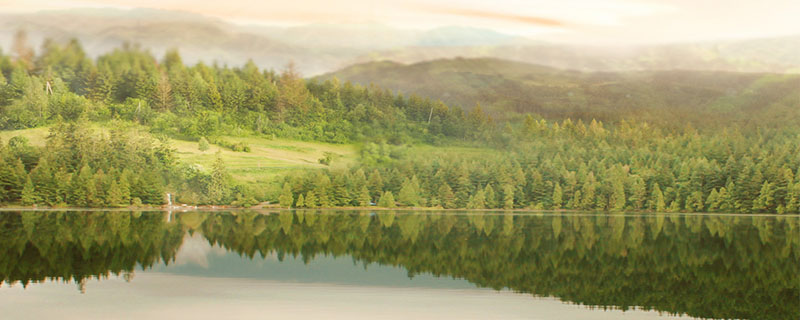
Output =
[{"x1": 2, "y1": 0, "x2": 800, "y2": 43}]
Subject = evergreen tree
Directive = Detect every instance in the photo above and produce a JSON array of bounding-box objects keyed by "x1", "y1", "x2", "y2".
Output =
[
  {"x1": 502, "y1": 184, "x2": 514, "y2": 209},
  {"x1": 752, "y1": 181, "x2": 775, "y2": 213},
  {"x1": 552, "y1": 183, "x2": 563, "y2": 210},
  {"x1": 20, "y1": 175, "x2": 38, "y2": 205},
  {"x1": 70, "y1": 164, "x2": 94, "y2": 207},
  {"x1": 378, "y1": 191, "x2": 396, "y2": 208},
  {"x1": 686, "y1": 191, "x2": 705, "y2": 212},
  {"x1": 648, "y1": 183, "x2": 666, "y2": 212},
  {"x1": 105, "y1": 180, "x2": 126, "y2": 207},
  {"x1": 207, "y1": 152, "x2": 228, "y2": 204},
  {"x1": 466, "y1": 189, "x2": 486, "y2": 209},
  {"x1": 295, "y1": 193, "x2": 305, "y2": 208},
  {"x1": 398, "y1": 177, "x2": 420, "y2": 207},
  {"x1": 357, "y1": 186, "x2": 371, "y2": 207},
  {"x1": 198, "y1": 137, "x2": 209, "y2": 152},
  {"x1": 279, "y1": 182, "x2": 294, "y2": 207},
  {"x1": 484, "y1": 184, "x2": 497, "y2": 209},
  {"x1": 610, "y1": 177, "x2": 626, "y2": 211},
  {"x1": 438, "y1": 184, "x2": 456, "y2": 209},
  {"x1": 580, "y1": 172, "x2": 597, "y2": 210},
  {"x1": 304, "y1": 191, "x2": 318, "y2": 208},
  {"x1": 629, "y1": 176, "x2": 647, "y2": 210},
  {"x1": 706, "y1": 189, "x2": 720, "y2": 212}
]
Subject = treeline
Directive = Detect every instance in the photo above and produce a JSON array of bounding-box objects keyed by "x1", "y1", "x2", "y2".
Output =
[
  {"x1": 0, "y1": 36, "x2": 495, "y2": 144},
  {"x1": 0, "y1": 121, "x2": 175, "y2": 207},
  {"x1": 279, "y1": 119, "x2": 800, "y2": 214}
]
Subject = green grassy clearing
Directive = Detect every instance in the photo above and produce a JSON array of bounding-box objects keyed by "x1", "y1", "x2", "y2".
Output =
[{"x1": 0, "y1": 126, "x2": 359, "y2": 185}]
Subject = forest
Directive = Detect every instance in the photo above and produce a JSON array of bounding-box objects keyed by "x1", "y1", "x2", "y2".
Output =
[{"x1": 0, "y1": 34, "x2": 799, "y2": 213}]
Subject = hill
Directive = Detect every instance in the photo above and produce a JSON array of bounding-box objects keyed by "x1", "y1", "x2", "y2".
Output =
[
  {"x1": 3, "y1": 8, "x2": 800, "y2": 76},
  {"x1": 318, "y1": 57, "x2": 800, "y2": 126}
]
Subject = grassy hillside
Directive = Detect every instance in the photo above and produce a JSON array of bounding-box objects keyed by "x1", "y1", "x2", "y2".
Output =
[
  {"x1": 0, "y1": 126, "x2": 357, "y2": 187},
  {"x1": 318, "y1": 57, "x2": 800, "y2": 126}
]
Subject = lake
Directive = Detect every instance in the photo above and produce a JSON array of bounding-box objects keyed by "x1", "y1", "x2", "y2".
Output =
[{"x1": 0, "y1": 210, "x2": 797, "y2": 319}]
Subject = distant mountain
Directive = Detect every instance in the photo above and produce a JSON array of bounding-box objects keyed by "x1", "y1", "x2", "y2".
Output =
[
  {"x1": 2, "y1": 8, "x2": 799, "y2": 76},
  {"x1": 318, "y1": 57, "x2": 800, "y2": 126},
  {"x1": 0, "y1": 8, "x2": 519, "y2": 75},
  {"x1": 349, "y1": 37, "x2": 800, "y2": 74}
]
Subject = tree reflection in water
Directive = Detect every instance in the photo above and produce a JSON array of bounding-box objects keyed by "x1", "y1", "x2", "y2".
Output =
[{"x1": 1, "y1": 211, "x2": 797, "y2": 319}]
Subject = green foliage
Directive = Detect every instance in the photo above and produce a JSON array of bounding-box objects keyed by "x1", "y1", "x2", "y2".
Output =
[
  {"x1": 198, "y1": 137, "x2": 209, "y2": 152},
  {"x1": 0, "y1": 39, "x2": 798, "y2": 213},
  {"x1": 357, "y1": 186, "x2": 371, "y2": 207},
  {"x1": 278, "y1": 182, "x2": 294, "y2": 208},
  {"x1": 206, "y1": 152, "x2": 228, "y2": 204},
  {"x1": 377, "y1": 191, "x2": 396, "y2": 208},
  {"x1": 20, "y1": 176, "x2": 37, "y2": 205}
]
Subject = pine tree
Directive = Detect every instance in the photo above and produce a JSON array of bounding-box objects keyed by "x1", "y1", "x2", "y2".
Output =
[
  {"x1": 20, "y1": 175, "x2": 38, "y2": 206},
  {"x1": 357, "y1": 186, "x2": 371, "y2": 207},
  {"x1": 502, "y1": 184, "x2": 514, "y2": 209},
  {"x1": 752, "y1": 181, "x2": 775, "y2": 213},
  {"x1": 484, "y1": 184, "x2": 497, "y2": 209},
  {"x1": 552, "y1": 183, "x2": 563, "y2": 210},
  {"x1": 438, "y1": 184, "x2": 456, "y2": 209},
  {"x1": 610, "y1": 177, "x2": 626, "y2": 211},
  {"x1": 720, "y1": 182, "x2": 736, "y2": 212},
  {"x1": 90, "y1": 169, "x2": 108, "y2": 207},
  {"x1": 331, "y1": 174, "x2": 351, "y2": 206},
  {"x1": 367, "y1": 170, "x2": 384, "y2": 200},
  {"x1": 629, "y1": 176, "x2": 647, "y2": 210},
  {"x1": 706, "y1": 188, "x2": 720, "y2": 212},
  {"x1": 466, "y1": 189, "x2": 486, "y2": 209},
  {"x1": 580, "y1": 172, "x2": 597, "y2": 210},
  {"x1": 70, "y1": 164, "x2": 94, "y2": 207},
  {"x1": 784, "y1": 183, "x2": 799, "y2": 214},
  {"x1": 304, "y1": 191, "x2": 318, "y2": 208},
  {"x1": 398, "y1": 177, "x2": 420, "y2": 207},
  {"x1": 648, "y1": 183, "x2": 666, "y2": 212},
  {"x1": 571, "y1": 190, "x2": 582, "y2": 209},
  {"x1": 198, "y1": 137, "x2": 209, "y2": 152},
  {"x1": 106, "y1": 180, "x2": 126, "y2": 207},
  {"x1": 279, "y1": 182, "x2": 294, "y2": 207},
  {"x1": 207, "y1": 152, "x2": 228, "y2": 204},
  {"x1": 295, "y1": 194, "x2": 305, "y2": 208},
  {"x1": 314, "y1": 174, "x2": 332, "y2": 208},
  {"x1": 206, "y1": 79, "x2": 223, "y2": 111},
  {"x1": 377, "y1": 191, "x2": 396, "y2": 208}
]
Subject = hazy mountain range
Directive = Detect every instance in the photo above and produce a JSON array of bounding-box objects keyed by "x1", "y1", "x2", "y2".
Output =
[
  {"x1": 318, "y1": 57, "x2": 800, "y2": 126},
  {"x1": 2, "y1": 8, "x2": 800, "y2": 76}
]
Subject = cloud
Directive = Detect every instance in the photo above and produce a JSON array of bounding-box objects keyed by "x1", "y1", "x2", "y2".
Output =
[{"x1": 414, "y1": 5, "x2": 565, "y2": 27}]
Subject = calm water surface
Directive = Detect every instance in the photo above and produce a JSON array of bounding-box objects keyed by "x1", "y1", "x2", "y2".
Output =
[{"x1": 0, "y1": 210, "x2": 797, "y2": 319}]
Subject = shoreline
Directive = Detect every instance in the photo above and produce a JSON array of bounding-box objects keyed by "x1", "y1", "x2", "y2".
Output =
[{"x1": 0, "y1": 206, "x2": 795, "y2": 217}]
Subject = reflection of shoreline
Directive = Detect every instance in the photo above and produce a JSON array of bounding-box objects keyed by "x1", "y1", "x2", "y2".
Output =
[
  {"x1": 1, "y1": 211, "x2": 797, "y2": 319},
  {"x1": 1, "y1": 207, "x2": 796, "y2": 218}
]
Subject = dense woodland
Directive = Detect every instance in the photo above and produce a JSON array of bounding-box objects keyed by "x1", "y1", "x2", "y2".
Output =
[
  {"x1": 1, "y1": 211, "x2": 797, "y2": 319},
  {"x1": 0, "y1": 35, "x2": 799, "y2": 213}
]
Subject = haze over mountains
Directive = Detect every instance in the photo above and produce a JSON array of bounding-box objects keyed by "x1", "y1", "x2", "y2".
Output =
[
  {"x1": 2, "y1": 8, "x2": 800, "y2": 76},
  {"x1": 318, "y1": 58, "x2": 800, "y2": 126}
]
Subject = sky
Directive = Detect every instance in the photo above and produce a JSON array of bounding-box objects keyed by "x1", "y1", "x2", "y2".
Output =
[{"x1": 2, "y1": 0, "x2": 800, "y2": 44}]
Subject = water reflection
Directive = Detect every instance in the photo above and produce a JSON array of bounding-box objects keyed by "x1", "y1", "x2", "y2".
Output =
[{"x1": 0, "y1": 211, "x2": 798, "y2": 319}]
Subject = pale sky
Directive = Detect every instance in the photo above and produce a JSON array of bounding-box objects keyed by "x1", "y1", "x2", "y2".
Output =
[{"x1": 2, "y1": 0, "x2": 800, "y2": 44}]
